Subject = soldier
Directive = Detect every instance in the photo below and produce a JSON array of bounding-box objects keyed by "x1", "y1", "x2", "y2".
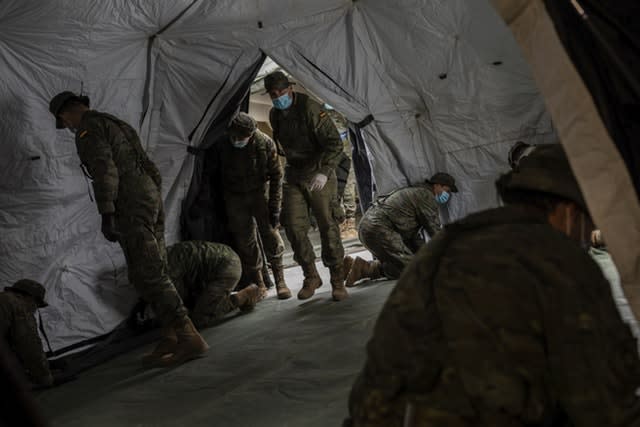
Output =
[
  {"x1": 167, "y1": 241, "x2": 262, "y2": 329},
  {"x1": 324, "y1": 104, "x2": 358, "y2": 239},
  {"x1": 220, "y1": 113, "x2": 291, "y2": 300},
  {"x1": 49, "y1": 92, "x2": 208, "y2": 367},
  {"x1": 265, "y1": 71, "x2": 348, "y2": 301},
  {"x1": 345, "y1": 173, "x2": 457, "y2": 286},
  {"x1": 0, "y1": 280, "x2": 53, "y2": 388},
  {"x1": 345, "y1": 145, "x2": 640, "y2": 426}
]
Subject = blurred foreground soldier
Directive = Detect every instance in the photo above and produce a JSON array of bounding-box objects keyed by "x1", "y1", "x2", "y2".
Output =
[
  {"x1": 0, "y1": 280, "x2": 52, "y2": 388},
  {"x1": 346, "y1": 145, "x2": 640, "y2": 427},
  {"x1": 167, "y1": 241, "x2": 262, "y2": 330},
  {"x1": 265, "y1": 71, "x2": 348, "y2": 301},
  {"x1": 220, "y1": 113, "x2": 291, "y2": 300},
  {"x1": 49, "y1": 92, "x2": 208, "y2": 367},
  {"x1": 345, "y1": 173, "x2": 457, "y2": 286}
]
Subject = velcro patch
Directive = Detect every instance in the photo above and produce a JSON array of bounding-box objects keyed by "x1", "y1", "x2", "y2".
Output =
[{"x1": 79, "y1": 130, "x2": 88, "y2": 138}]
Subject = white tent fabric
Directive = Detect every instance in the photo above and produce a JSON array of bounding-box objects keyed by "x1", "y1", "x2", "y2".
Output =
[{"x1": 0, "y1": 0, "x2": 553, "y2": 352}]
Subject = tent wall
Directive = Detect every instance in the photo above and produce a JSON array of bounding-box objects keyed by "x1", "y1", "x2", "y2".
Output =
[{"x1": 0, "y1": 0, "x2": 554, "y2": 352}]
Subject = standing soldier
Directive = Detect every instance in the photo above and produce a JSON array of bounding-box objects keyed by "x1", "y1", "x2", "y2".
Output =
[
  {"x1": 265, "y1": 71, "x2": 348, "y2": 301},
  {"x1": 220, "y1": 113, "x2": 291, "y2": 300},
  {"x1": 49, "y1": 92, "x2": 208, "y2": 367},
  {"x1": 167, "y1": 241, "x2": 262, "y2": 329},
  {"x1": 346, "y1": 173, "x2": 457, "y2": 285},
  {"x1": 0, "y1": 280, "x2": 53, "y2": 388}
]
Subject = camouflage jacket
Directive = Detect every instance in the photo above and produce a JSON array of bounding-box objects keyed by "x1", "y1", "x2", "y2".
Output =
[
  {"x1": 75, "y1": 110, "x2": 162, "y2": 215},
  {"x1": 269, "y1": 93, "x2": 343, "y2": 183},
  {"x1": 167, "y1": 241, "x2": 240, "y2": 300},
  {"x1": 0, "y1": 292, "x2": 52, "y2": 386},
  {"x1": 219, "y1": 130, "x2": 283, "y2": 213},
  {"x1": 347, "y1": 206, "x2": 640, "y2": 427},
  {"x1": 367, "y1": 183, "x2": 441, "y2": 239}
]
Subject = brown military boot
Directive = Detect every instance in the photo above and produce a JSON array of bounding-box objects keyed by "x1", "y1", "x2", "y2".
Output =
[
  {"x1": 254, "y1": 270, "x2": 268, "y2": 301},
  {"x1": 346, "y1": 257, "x2": 382, "y2": 287},
  {"x1": 141, "y1": 326, "x2": 177, "y2": 367},
  {"x1": 343, "y1": 255, "x2": 354, "y2": 277},
  {"x1": 297, "y1": 263, "x2": 323, "y2": 300},
  {"x1": 157, "y1": 316, "x2": 209, "y2": 366},
  {"x1": 271, "y1": 262, "x2": 292, "y2": 300},
  {"x1": 330, "y1": 263, "x2": 349, "y2": 301},
  {"x1": 231, "y1": 284, "x2": 261, "y2": 313}
]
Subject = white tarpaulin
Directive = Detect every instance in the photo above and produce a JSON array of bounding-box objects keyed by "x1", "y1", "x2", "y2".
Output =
[{"x1": 0, "y1": 0, "x2": 553, "y2": 352}]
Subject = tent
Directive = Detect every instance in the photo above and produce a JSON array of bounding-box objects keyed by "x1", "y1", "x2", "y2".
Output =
[{"x1": 0, "y1": 0, "x2": 630, "y2": 356}]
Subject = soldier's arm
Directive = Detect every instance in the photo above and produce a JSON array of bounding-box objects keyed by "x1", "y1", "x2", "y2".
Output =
[
  {"x1": 11, "y1": 311, "x2": 53, "y2": 387},
  {"x1": 265, "y1": 138, "x2": 283, "y2": 213},
  {"x1": 76, "y1": 117, "x2": 119, "y2": 215},
  {"x1": 416, "y1": 189, "x2": 441, "y2": 237},
  {"x1": 306, "y1": 100, "x2": 343, "y2": 176}
]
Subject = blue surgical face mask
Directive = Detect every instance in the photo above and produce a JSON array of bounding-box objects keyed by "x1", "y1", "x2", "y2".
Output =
[
  {"x1": 435, "y1": 191, "x2": 450, "y2": 205},
  {"x1": 272, "y1": 93, "x2": 292, "y2": 110},
  {"x1": 231, "y1": 137, "x2": 250, "y2": 149}
]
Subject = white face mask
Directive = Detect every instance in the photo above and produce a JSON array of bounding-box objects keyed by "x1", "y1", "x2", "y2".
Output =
[{"x1": 232, "y1": 137, "x2": 250, "y2": 149}]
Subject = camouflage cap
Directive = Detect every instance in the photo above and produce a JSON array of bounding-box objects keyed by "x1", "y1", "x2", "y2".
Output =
[
  {"x1": 264, "y1": 71, "x2": 294, "y2": 93},
  {"x1": 228, "y1": 112, "x2": 257, "y2": 136},
  {"x1": 6, "y1": 279, "x2": 48, "y2": 307},
  {"x1": 49, "y1": 91, "x2": 90, "y2": 129},
  {"x1": 496, "y1": 144, "x2": 587, "y2": 211},
  {"x1": 428, "y1": 172, "x2": 458, "y2": 193}
]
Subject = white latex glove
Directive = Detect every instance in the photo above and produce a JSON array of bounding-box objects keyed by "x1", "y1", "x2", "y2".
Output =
[{"x1": 308, "y1": 173, "x2": 328, "y2": 192}]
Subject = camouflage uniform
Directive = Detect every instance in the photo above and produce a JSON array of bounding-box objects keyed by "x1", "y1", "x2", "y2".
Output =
[
  {"x1": 270, "y1": 93, "x2": 345, "y2": 270},
  {"x1": 167, "y1": 241, "x2": 241, "y2": 329},
  {"x1": 346, "y1": 204, "x2": 640, "y2": 427},
  {"x1": 0, "y1": 291, "x2": 52, "y2": 386},
  {"x1": 327, "y1": 108, "x2": 357, "y2": 219},
  {"x1": 219, "y1": 130, "x2": 284, "y2": 280},
  {"x1": 75, "y1": 111, "x2": 188, "y2": 326},
  {"x1": 358, "y1": 184, "x2": 441, "y2": 279}
]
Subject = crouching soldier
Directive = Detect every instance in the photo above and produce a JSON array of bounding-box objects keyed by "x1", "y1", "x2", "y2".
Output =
[
  {"x1": 0, "y1": 280, "x2": 53, "y2": 388},
  {"x1": 167, "y1": 241, "x2": 262, "y2": 330},
  {"x1": 346, "y1": 173, "x2": 457, "y2": 285}
]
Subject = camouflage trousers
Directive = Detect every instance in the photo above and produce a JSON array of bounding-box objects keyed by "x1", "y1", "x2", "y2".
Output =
[
  {"x1": 282, "y1": 171, "x2": 345, "y2": 268},
  {"x1": 358, "y1": 212, "x2": 423, "y2": 279},
  {"x1": 117, "y1": 197, "x2": 188, "y2": 327},
  {"x1": 337, "y1": 153, "x2": 358, "y2": 219},
  {"x1": 225, "y1": 191, "x2": 285, "y2": 277},
  {"x1": 188, "y1": 254, "x2": 242, "y2": 329}
]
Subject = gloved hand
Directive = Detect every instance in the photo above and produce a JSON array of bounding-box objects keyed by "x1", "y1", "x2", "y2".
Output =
[
  {"x1": 270, "y1": 211, "x2": 280, "y2": 229},
  {"x1": 101, "y1": 213, "x2": 121, "y2": 242},
  {"x1": 308, "y1": 173, "x2": 328, "y2": 192}
]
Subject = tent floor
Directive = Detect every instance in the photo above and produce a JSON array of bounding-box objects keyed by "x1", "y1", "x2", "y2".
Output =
[{"x1": 36, "y1": 250, "x2": 394, "y2": 427}]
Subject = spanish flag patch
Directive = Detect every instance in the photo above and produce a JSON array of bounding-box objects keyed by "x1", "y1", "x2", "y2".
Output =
[{"x1": 79, "y1": 130, "x2": 88, "y2": 138}]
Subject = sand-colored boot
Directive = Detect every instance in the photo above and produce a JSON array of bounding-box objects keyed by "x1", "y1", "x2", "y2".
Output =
[
  {"x1": 157, "y1": 316, "x2": 209, "y2": 366},
  {"x1": 254, "y1": 270, "x2": 268, "y2": 301},
  {"x1": 330, "y1": 263, "x2": 349, "y2": 301},
  {"x1": 141, "y1": 326, "x2": 177, "y2": 367},
  {"x1": 343, "y1": 255, "x2": 354, "y2": 278},
  {"x1": 346, "y1": 257, "x2": 382, "y2": 287},
  {"x1": 271, "y1": 262, "x2": 292, "y2": 300},
  {"x1": 297, "y1": 263, "x2": 323, "y2": 300},
  {"x1": 231, "y1": 284, "x2": 261, "y2": 313}
]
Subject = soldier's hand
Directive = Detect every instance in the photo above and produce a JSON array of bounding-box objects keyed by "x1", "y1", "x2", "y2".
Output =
[
  {"x1": 270, "y1": 211, "x2": 280, "y2": 229},
  {"x1": 101, "y1": 214, "x2": 121, "y2": 242},
  {"x1": 308, "y1": 173, "x2": 328, "y2": 192}
]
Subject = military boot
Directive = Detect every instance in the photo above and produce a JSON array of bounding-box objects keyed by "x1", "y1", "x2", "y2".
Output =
[
  {"x1": 157, "y1": 316, "x2": 209, "y2": 366},
  {"x1": 255, "y1": 270, "x2": 268, "y2": 301},
  {"x1": 343, "y1": 255, "x2": 354, "y2": 277},
  {"x1": 271, "y1": 262, "x2": 292, "y2": 300},
  {"x1": 330, "y1": 263, "x2": 349, "y2": 301},
  {"x1": 346, "y1": 257, "x2": 382, "y2": 287},
  {"x1": 230, "y1": 284, "x2": 261, "y2": 313},
  {"x1": 141, "y1": 325, "x2": 177, "y2": 367},
  {"x1": 297, "y1": 263, "x2": 323, "y2": 300}
]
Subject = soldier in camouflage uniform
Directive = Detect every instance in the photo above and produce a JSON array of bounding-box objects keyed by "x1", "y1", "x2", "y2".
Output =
[
  {"x1": 345, "y1": 173, "x2": 457, "y2": 285},
  {"x1": 265, "y1": 71, "x2": 348, "y2": 301},
  {"x1": 0, "y1": 280, "x2": 52, "y2": 388},
  {"x1": 167, "y1": 241, "x2": 261, "y2": 329},
  {"x1": 220, "y1": 113, "x2": 291, "y2": 300},
  {"x1": 49, "y1": 92, "x2": 208, "y2": 367},
  {"x1": 345, "y1": 145, "x2": 640, "y2": 427}
]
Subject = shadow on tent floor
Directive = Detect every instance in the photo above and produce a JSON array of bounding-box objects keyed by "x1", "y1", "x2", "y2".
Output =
[{"x1": 36, "y1": 250, "x2": 395, "y2": 427}]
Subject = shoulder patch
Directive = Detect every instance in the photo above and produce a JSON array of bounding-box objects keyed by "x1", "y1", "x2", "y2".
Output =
[
  {"x1": 319, "y1": 111, "x2": 327, "y2": 118},
  {"x1": 79, "y1": 130, "x2": 88, "y2": 138}
]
